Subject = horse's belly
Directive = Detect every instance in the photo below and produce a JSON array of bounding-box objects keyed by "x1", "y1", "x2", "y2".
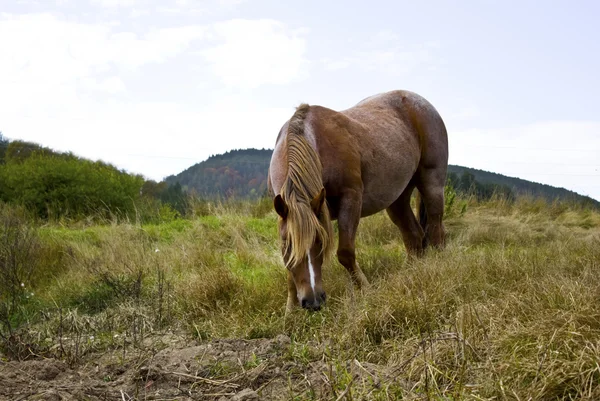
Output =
[
  {"x1": 360, "y1": 154, "x2": 418, "y2": 217},
  {"x1": 360, "y1": 180, "x2": 411, "y2": 217}
]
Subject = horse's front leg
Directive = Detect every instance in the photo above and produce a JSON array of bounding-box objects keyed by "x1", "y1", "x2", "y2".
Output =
[
  {"x1": 286, "y1": 270, "x2": 298, "y2": 314},
  {"x1": 336, "y1": 189, "x2": 370, "y2": 289}
]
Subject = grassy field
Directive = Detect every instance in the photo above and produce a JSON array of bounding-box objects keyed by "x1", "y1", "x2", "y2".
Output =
[{"x1": 1, "y1": 196, "x2": 599, "y2": 400}]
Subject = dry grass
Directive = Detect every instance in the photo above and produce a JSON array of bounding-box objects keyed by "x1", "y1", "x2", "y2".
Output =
[{"x1": 1, "y1": 197, "x2": 599, "y2": 399}]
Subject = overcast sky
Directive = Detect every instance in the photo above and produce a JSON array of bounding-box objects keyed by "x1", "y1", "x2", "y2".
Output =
[{"x1": 1, "y1": 0, "x2": 599, "y2": 200}]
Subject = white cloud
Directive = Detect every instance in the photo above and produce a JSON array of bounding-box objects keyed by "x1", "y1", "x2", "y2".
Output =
[
  {"x1": 0, "y1": 12, "x2": 305, "y2": 181},
  {"x1": 202, "y1": 19, "x2": 308, "y2": 89},
  {"x1": 372, "y1": 30, "x2": 399, "y2": 43},
  {"x1": 129, "y1": 7, "x2": 150, "y2": 17},
  {"x1": 80, "y1": 76, "x2": 127, "y2": 94},
  {"x1": 0, "y1": 13, "x2": 206, "y2": 116},
  {"x1": 91, "y1": 0, "x2": 140, "y2": 7},
  {"x1": 449, "y1": 106, "x2": 480, "y2": 122},
  {"x1": 159, "y1": 0, "x2": 247, "y2": 14},
  {"x1": 216, "y1": 0, "x2": 246, "y2": 6},
  {"x1": 91, "y1": 0, "x2": 248, "y2": 16},
  {"x1": 322, "y1": 41, "x2": 439, "y2": 76},
  {"x1": 0, "y1": 13, "x2": 304, "y2": 115},
  {"x1": 322, "y1": 59, "x2": 351, "y2": 71}
]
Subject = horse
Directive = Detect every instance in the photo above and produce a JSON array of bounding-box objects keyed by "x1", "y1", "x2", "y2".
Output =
[{"x1": 268, "y1": 90, "x2": 449, "y2": 312}]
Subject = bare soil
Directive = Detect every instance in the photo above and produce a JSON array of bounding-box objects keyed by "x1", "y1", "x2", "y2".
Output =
[{"x1": 0, "y1": 333, "x2": 398, "y2": 400}]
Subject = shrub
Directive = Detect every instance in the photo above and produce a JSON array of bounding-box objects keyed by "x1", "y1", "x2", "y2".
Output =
[
  {"x1": 0, "y1": 204, "x2": 40, "y2": 353},
  {"x1": 0, "y1": 154, "x2": 144, "y2": 220}
]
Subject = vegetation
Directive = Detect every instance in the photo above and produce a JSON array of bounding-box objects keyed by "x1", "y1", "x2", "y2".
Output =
[
  {"x1": 447, "y1": 170, "x2": 514, "y2": 201},
  {"x1": 0, "y1": 132, "x2": 8, "y2": 164},
  {"x1": 0, "y1": 137, "x2": 187, "y2": 221},
  {"x1": 1, "y1": 135, "x2": 599, "y2": 398},
  {"x1": 165, "y1": 148, "x2": 272, "y2": 199},
  {"x1": 447, "y1": 165, "x2": 600, "y2": 208},
  {"x1": 1, "y1": 194, "x2": 599, "y2": 399}
]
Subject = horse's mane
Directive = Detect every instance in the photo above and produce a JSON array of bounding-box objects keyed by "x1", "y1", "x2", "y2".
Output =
[{"x1": 279, "y1": 104, "x2": 334, "y2": 269}]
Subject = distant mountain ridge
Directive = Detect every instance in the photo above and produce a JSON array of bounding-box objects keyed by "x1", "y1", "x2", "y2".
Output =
[
  {"x1": 166, "y1": 148, "x2": 599, "y2": 208},
  {"x1": 446, "y1": 165, "x2": 598, "y2": 206}
]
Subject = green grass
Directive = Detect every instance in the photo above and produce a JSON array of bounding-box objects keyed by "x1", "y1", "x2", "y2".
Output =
[{"x1": 1, "y1": 197, "x2": 599, "y2": 399}]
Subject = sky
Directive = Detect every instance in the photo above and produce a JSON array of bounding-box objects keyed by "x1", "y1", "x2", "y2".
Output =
[{"x1": 1, "y1": 0, "x2": 599, "y2": 200}]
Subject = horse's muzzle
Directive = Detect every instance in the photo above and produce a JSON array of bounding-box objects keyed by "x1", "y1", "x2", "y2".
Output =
[{"x1": 301, "y1": 291, "x2": 326, "y2": 312}]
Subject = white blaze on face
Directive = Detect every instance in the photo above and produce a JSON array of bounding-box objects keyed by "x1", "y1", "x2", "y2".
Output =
[{"x1": 308, "y1": 252, "x2": 316, "y2": 293}]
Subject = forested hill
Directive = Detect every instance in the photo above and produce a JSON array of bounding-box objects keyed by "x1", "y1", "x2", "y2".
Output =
[
  {"x1": 166, "y1": 148, "x2": 600, "y2": 207},
  {"x1": 165, "y1": 149, "x2": 272, "y2": 198},
  {"x1": 446, "y1": 165, "x2": 598, "y2": 207}
]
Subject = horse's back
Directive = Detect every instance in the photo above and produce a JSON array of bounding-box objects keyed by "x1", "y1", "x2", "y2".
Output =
[
  {"x1": 269, "y1": 90, "x2": 448, "y2": 217},
  {"x1": 313, "y1": 90, "x2": 448, "y2": 216},
  {"x1": 347, "y1": 89, "x2": 449, "y2": 177},
  {"x1": 351, "y1": 90, "x2": 447, "y2": 148}
]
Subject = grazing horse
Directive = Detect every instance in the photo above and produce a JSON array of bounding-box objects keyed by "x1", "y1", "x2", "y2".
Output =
[{"x1": 268, "y1": 90, "x2": 448, "y2": 312}]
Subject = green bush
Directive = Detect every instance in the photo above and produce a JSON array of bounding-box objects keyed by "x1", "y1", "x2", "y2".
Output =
[
  {"x1": 0, "y1": 154, "x2": 144, "y2": 220},
  {"x1": 0, "y1": 204, "x2": 41, "y2": 347}
]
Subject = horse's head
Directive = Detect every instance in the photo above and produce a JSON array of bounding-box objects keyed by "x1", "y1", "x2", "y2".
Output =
[{"x1": 274, "y1": 187, "x2": 331, "y2": 311}]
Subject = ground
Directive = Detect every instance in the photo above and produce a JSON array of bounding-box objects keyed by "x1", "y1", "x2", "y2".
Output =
[
  {"x1": 0, "y1": 333, "x2": 404, "y2": 400},
  {"x1": 1, "y1": 197, "x2": 600, "y2": 400}
]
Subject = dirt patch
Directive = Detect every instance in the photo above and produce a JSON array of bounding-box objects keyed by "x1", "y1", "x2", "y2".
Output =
[{"x1": 0, "y1": 334, "x2": 403, "y2": 400}]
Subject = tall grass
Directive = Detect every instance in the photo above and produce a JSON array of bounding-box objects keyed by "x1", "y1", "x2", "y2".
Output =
[{"x1": 1, "y1": 196, "x2": 599, "y2": 399}]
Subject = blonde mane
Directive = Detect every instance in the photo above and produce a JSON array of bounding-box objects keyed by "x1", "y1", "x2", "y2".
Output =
[{"x1": 279, "y1": 104, "x2": 334, "y2": 269}]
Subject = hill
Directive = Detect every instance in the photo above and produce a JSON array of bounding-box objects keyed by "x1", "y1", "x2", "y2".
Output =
[
  {"x1": 447, "y1": 165, "x2": 599, "y2": 207},
  {"x1": 166, "y1": 148, "x2": 600, "y2": 207},
  {"x1": 165, "y1": 148, "x2": 272, "y2": 198}
]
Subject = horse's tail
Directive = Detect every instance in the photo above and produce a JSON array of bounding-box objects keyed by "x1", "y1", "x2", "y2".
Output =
[{"x1": 417, "y1": 191, "x2": 429, "y2": 248}]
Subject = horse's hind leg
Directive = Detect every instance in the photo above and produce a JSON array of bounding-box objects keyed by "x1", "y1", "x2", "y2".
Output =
[
  {"x1": 416, "y1": 168, "x2": 446, "y2": 248},
  {"x1": 386, "y1": 183, "x2": 425, "y2": 257}
]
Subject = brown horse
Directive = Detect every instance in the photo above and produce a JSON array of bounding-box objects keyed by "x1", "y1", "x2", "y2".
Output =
[{"x1": 268, "y1": 90, "x2": 448, "y2": 312}]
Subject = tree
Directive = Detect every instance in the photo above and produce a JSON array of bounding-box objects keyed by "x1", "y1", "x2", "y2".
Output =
[
  {"x1": 459, "y1": 172, "x2": 476, "y2": 193},
  {"x1": 159, "y1": 182, "x2": 188, "y2": 215},
  {"x1": 0, "y1": 133, "x2": 8, "y2": 165}
]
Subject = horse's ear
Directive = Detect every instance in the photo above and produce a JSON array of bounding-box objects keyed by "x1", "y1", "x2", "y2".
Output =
[
  {"x1": 274, "y1": 194, "x2": 288, "y2": 219},
  {"x1": 310, "y1": 187, "x2": 326, "y2": 215}
]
